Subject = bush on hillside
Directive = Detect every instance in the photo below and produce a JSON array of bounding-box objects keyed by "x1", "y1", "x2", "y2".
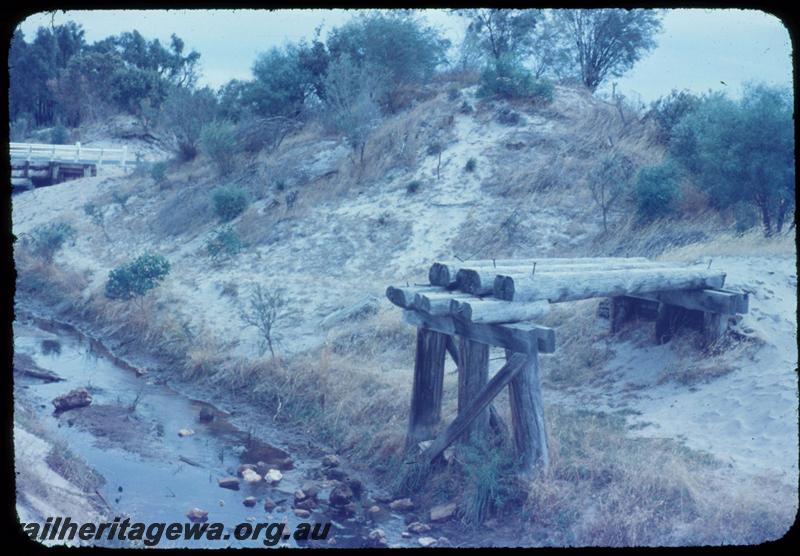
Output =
[
  {"x1": 105, "y1": 252, "x2": 170, "y2": 301},
  {"x1": 24, "y1": 222, "x2": 76, "y2": 262},
  {"x1": 161, "y1": 86, "x2": 218, "y2": 161},
  {"x1": 205, "y1": 226, "x2": 244, "y2": 263},
  {"x1": 211, "y1": 185, "x2": 248, "y2": 223},
  {"x1": 648, "y1": 89, "x2": 701, "y2": 145},
  {"x1": 477, "y1": 57, "x2": 554, "y2": 103},
  {"x1": 50, "y1": 124, "x2": 69, "y2": 144},
  {"x1": 635, "y1": 161, "x2": 681, "y2": 220},
  {"x1": 669, "y1": 84, "x2": 794, "y2": 236},
  {"x1": 200, "y1": 120, "x2": 237, "y2": 175}
]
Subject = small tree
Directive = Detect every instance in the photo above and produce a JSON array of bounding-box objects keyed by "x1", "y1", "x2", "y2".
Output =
[
  {"x1": 83, "y1": 202, "x2": 110, "y2": 240},
  {"x1": 588, "y1": 152, "x2": 634, "y2": 232},
  {"x1": 161, "y1": 86, "x2": 218, "y2": 161},
  {"x1": 200, "y1": 121, "x2": 237, "y2": 175},
  {"x1": 322, "y1": 54, "x2": 383, "y2": 165},
  {"x1": 555, "y1": 9, "x2": 663, "y2": 92},
  {"x1": 105, "y1": 252, "x2": 170, "y2": 304},
  {"x1": 240, "y1": 283, "x2": 285, "y2": 359}
]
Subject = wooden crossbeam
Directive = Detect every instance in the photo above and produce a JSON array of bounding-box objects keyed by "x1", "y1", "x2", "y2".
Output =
[
  {"x1": 495, "y1": 268, "x2": 727, "y2": 302},
  {"x1": 403, "y1": 309, "x2": 555, "y2": 354},
  {"x1": 454, "y1": 298, "x2": 550, "y2": 324},
  {"x1": 429, "y1": 257, "x2": 650, "y2": 287},
  {"x1": 627, "y1": 288, "x2": 748, "y2": 315},
  {"x1": 386, "y1": 285, "x2": 444, "y2": 309},
  {"x1": 419, "y1": 353, "x2": 528, "y2": 465}
]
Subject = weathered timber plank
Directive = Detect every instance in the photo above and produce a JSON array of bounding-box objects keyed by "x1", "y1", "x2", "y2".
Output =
[
  {"x1": 456, "y1": 262, "x2": 677, "y2": 295},
  {"x1": 414, "y1": 291, "x2": 476, "y2": 316},
  {"x1": 402, "y1": 310, "x2": 555, "y2": 354},
  {"x1": 420, "y1": 353, "x2": 528, "y2": 465},
  {"x1": 627, "y1": 288, "x2": 748, "y2": 315},
  {"x1": 429, "y1": 258, "x2": 651, "y2": 287},
  {"x1": 458, "y1": 338, "x2": 490, "y2": 446},
  {"x1": 495, "y1": 268, "x2": 727, "y2": 302},
  {"x1": 505, "y1": 349, "x2": 548, "y2": 473},
  {"x1": 445, "y1": 335, "x2": 459, "y2": 365},
  {"x1": 454, "y1": 298, "x2": 550, "y2": 324},
  {"x1": 407, "y1": 328, "x2": 447, "y2": 446},
  {"x1": 386, "y1": 285, "x2": 444, "y2": 309}
]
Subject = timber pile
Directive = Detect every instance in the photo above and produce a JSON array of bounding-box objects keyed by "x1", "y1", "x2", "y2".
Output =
[{"x1": 386, "y1": 257, "x2": 749, "y2": 478}]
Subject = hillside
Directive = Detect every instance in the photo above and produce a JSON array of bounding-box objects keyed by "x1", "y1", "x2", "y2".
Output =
[{"x1": 12, "y1": 81, "x2": 797, "y2": 546}]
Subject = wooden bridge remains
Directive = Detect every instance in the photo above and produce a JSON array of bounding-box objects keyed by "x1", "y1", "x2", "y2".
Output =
[
  {"x1": 10, "y1": 142, "x2": 129, "y2": 190},
  {"x1": 386, "y1": 257, "x2": 749, "y2": 475}
]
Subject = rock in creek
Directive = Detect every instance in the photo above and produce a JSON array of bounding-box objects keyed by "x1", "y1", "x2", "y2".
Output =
[
  {"x1": 218, "y1": 476, "x2": 240, "y2": 490},
  {"x1": 263, "y1": 498, "x2": 277, "y2": 512},
  {"x1": 321, "y1": 454, "x2": 341, "y2": 468},
  {"x1": 52, "y1": 388, "x2": 92, "y2": 412},
  {"x1": 243, "y1": 497, "x2": 257, "y2": 508},
  {"x1": 264, "y1": 469, "x2": 283, "y2": 485},
  {"x1": 418, "y1": 536, "x2": 438, "y2": 548},
  {"x1": 328, "y1": 482, "x2": 354, "y2": 507},
  {"x1": 407, "y1": 522, "x2": 432, "y2": 534},
  {"x1": 389, "y1": 498, "x2": 414, "y2": 512},
  {"x1": 198, "y1": 406, "x2": 215, "y2": 423},
  {"x1": 367, "y1": 528, "x2": 388, "y2": 547},
  {"x1": 237, "y1": 463, "x2": 257, "y2": 477},
  {"x1": 242, "y1": 469, "x2": 262, "y2": 483},
  {"x1": 294, "y1": 509, "x2": 311, "y2": 519},
  {"x1": 430, "y1": 502, "x2": 457, "y2": 522},
  {"x1": 178, "y1": 428, "x2": 195, "y2": 437}
]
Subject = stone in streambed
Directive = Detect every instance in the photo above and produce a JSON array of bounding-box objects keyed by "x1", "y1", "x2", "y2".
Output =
[
  {"x1": 218, "y1": 476, "x2": 240, "y2": 490},
  {"x1": 243, "y1": 497, "x2": 257, "y2": 508},
  {"x1": 52, "y1": 388, "x2": 92, "y2": 412},
  {"x1": 186, "y1": 508, "x2": 208, "y2": 523}
]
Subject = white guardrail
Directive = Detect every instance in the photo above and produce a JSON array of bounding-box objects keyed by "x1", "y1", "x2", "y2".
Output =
[{"x1": 10, "y1": 142, "x2": 129, "y2": 169}]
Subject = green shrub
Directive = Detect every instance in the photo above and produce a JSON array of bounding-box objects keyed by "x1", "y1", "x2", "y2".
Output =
[
  {"x1": 25, "y1": 222, "x2": 76, "y2": 262},
  {"x1": 105, "y1": 252, "x2": 170, "y2": 300},
  {"x1": 150, "y1": 161, "x2": 167, "y2": 184},
  {"x1": 200, "y1": 121, "x2": 237, "y2": 175},
  {"x1": 50, "y1": 124, "x2": 69, "y2": 144},
  {"x1": 465, "y1": 158, "x2": 477, "y2": 172},
  {"x1": 205, "y1": 227, "x2": 244, "y2": 263},
  {"x1": 635, "y1": 161, "x2": 681, "y2": 220},
  {"x1": 477, "y1": 57, "x2": 553, "y2": 103},
  {"x1": 406, "y1": 180, "x2": 422, "y2": 194},
  {"x1": 459, "y1": 101, "x2": 473, "y2": 114},
  {"x1": 211, "y1": 185, "x2": 248, "y2": 222}
]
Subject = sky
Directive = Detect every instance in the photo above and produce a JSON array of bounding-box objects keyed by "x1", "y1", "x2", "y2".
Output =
[{"x1": 16, "y1": 8, "x2": 793, "y2": 103}]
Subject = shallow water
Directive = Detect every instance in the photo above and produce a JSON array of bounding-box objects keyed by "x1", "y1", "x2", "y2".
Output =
[{"x1": 13, "y1": 315, "x2": 413, "y2": 548}]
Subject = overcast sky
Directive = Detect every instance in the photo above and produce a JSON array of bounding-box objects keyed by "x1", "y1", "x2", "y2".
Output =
[{"x1": 16, "y1": 8, "x2": 793, "y2": 103}]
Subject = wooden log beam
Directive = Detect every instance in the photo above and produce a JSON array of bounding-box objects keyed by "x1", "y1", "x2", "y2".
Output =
[
  {"x1": 456, "y1": 261, "x2": 676, "y2": 295},
  {"x1": 429, "y1": 258, "x2": 650, "y2": 287},
  {"x1": 454, "y1": 298, "x2": 550, "y2": 324},
  {"x1": 386, "y1": 285, "x2": 444, "y2": 309},
  {"x1": 495, "y1": 268, "x2": 726, "y2": 303},
  {"x1": 403, "y1": 309, "x2": 555, "y2": 354},
  {"x1": 407, "y1": 328, "x2": 447, "y2": 446},
  {"x1": 506, "y1": 349, "x2": 548, "y2": 474},
  {"x1": 414, "y1": 291, "x2": 475, "y2": 316},
  {"x1": 458, "y1": 338, "x2": 490, "y2": 446},
  {"x1": 420, "y1": 353, "x2": 528, "y2": 465}
]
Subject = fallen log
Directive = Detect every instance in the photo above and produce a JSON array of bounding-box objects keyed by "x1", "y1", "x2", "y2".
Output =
[
  {"x1": 495, "y1": 267, "x2": 726, "y2": 303},
  {"x1": 13, "y1": 353, "x2": 64, "y2": 383}
]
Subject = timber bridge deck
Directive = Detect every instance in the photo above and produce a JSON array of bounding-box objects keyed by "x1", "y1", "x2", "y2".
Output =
[
  {"x1": 386, "y1": 257, "x2": 749, "y2": 476},
  {"x1": 10, "y1": 142, "x2": 130, "y2": 190}
]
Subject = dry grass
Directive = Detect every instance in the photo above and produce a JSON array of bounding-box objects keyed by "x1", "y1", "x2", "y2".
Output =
[
  {"x1": 525, "y1": 405, "x2": 795, "y2": 546},
  {"x1": 660, "y1": 228, "x2": 796, "y2": 260}
]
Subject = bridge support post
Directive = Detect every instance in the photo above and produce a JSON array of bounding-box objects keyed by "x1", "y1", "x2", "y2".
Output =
[
  {"x1": 457, "y1": 338, "x2": 489, "y2": 447},
  {"x1": 407, "y1": 328, "x2": 446, "y2": 448}
]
